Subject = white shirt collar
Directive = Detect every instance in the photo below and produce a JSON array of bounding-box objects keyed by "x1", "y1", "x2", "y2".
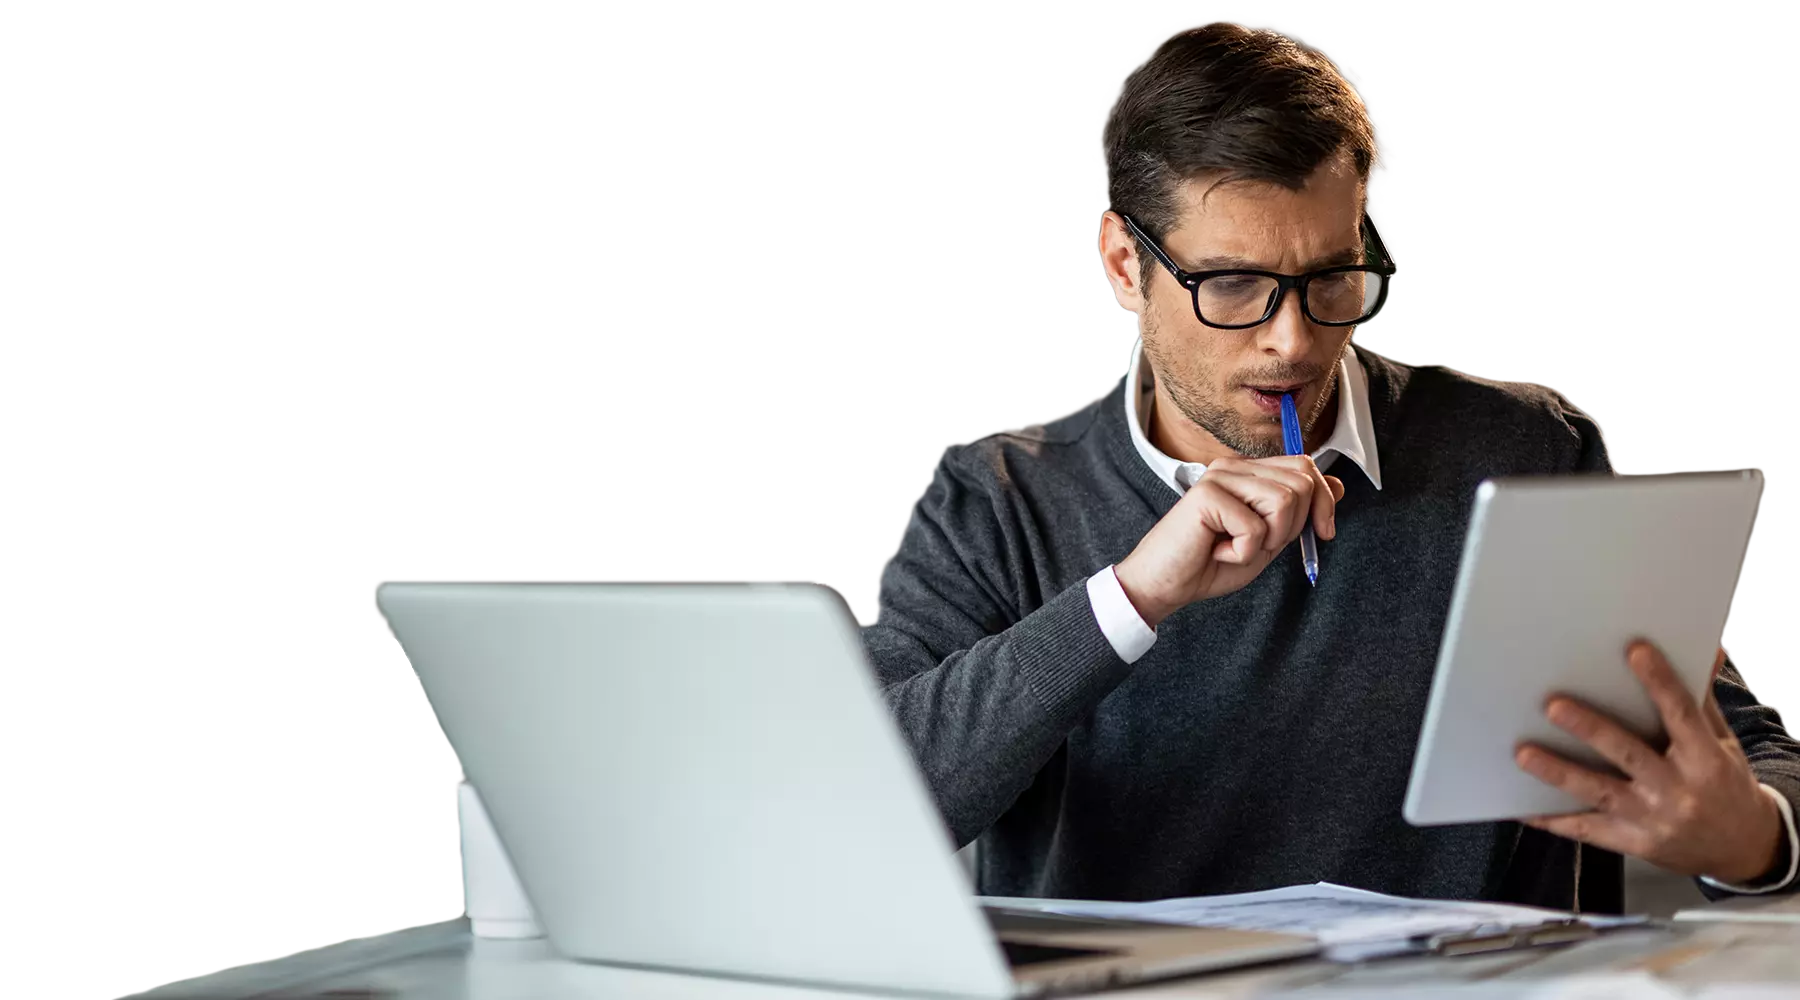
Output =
[{"x1": 1123, "y1": 337, "x2": 1384, "y2": 495}]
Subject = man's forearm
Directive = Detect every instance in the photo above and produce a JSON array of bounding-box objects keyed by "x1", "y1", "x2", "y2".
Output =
[{"x1": 867, "y1": 579, "x2": 1130, "y2": 847}]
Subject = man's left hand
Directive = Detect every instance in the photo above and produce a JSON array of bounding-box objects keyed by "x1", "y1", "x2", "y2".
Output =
[{"x1": 1513, "y1": 641, "x2": 1783, "y2": 885}]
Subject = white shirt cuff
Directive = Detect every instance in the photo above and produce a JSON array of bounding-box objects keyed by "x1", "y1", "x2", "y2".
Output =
[
  {"x1": 1699, "y1": 784, "x2": 1800, "y2": 894},
  {"x1": 1086, "y1": 565, "x2": 1157, "y2": 665}
]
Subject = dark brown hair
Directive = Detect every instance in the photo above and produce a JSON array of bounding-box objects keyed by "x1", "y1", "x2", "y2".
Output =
[{"x1": 1105, "y1": 23, "x2": 1377, "y2": 285}]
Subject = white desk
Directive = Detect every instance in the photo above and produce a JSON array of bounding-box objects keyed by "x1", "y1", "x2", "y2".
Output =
[{"x1": 127, "y1": 899, "x2": 1800, "y2": 999}]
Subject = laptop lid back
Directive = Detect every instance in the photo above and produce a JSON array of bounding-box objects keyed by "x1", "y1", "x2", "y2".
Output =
[{"x1": 378, "y1": 582, "x2": 1014, "y2": 998}]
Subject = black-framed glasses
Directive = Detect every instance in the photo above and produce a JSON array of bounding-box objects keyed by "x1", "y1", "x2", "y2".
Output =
[{"x1": 1117, "y1": 210, "x2": 1398, "y2": 330}]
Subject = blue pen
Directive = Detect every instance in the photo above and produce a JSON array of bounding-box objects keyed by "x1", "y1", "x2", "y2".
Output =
[{"x1": 1279, "y1": 393, "x2": 1319, "y2": 587}]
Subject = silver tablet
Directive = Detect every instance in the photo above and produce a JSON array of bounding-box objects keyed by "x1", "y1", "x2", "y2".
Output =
[{"x1": 1403, "y1": 471, "x2": 1763, "y2": 827}]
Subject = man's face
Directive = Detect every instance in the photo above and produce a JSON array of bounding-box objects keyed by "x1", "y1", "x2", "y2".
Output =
[{"x1": 1126, "y1": 155, "x2": 1365, "y2": 459}]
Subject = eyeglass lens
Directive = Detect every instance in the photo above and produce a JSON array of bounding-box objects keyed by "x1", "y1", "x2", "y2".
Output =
[{"x1": 1195, "y1": 270, "x2": 1384, "y2": 326}]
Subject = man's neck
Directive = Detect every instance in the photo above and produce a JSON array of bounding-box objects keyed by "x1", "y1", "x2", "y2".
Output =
[{"x1": 1148, "y1": 376, "x2": 1342, "y2": 464}]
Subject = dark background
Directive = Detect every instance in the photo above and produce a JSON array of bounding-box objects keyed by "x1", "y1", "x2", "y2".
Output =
[{"x1": 102, "y1": 13, "x2": 1800, "y2": 992}]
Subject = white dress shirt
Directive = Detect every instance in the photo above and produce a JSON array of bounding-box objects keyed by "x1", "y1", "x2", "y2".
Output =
[
  {"x1": 1084, "y1": 338, "x2": 1382, "y2": 663},
  {"x1": 1082, "y1": 337, "x2": 1798, "y2": 893}
]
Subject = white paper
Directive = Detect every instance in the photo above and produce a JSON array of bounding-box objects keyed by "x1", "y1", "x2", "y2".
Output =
[
  {"x1": 1673, "y1": 908, "x2": 1800, "y2": 925},
  {"x1": 1038, "y1": 882, "x2": 1632, "y2": 962},
  {"x1": 1674, "y1": 892, "x2": 1800, "y2": 924},
  {"x1": 1265, "y1": 976, "x2": 1682, "y2": 1000},
  {"x1": 1694, "y1": 989, "x2": 1800, "y2": 1000}
]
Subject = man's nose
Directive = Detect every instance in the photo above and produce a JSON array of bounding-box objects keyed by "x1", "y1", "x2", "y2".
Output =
[{"x1": 1255, "y1": 285, "x2": 1315, "y2": 363}]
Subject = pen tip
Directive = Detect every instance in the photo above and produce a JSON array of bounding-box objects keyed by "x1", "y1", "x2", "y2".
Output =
[{"x1": 1306, "y1": 568, "x2": 1318, "y2": 587}]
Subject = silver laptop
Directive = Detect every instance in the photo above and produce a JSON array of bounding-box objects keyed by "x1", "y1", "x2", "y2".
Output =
[{"x1": 377, "y1": 582, "x2": 1317, "y2": 997}]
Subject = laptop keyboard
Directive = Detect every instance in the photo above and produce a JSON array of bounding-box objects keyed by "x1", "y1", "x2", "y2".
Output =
[
  {"x1": 983, "y1": 907, "x2": 1127, "y2": 967},
  {"x1": 983, "y1": 906, "x2": 1166, "y2": 935},
  {"x1": 999, "y1": 940, "x2": 1116, "y2": 968}
]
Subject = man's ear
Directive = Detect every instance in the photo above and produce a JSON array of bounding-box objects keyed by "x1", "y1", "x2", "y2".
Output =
[{"x1": 1098, "y1": 211, "x2": 1147, "y2": 314}]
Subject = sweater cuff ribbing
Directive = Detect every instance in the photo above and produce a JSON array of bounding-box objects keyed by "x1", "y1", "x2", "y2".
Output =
[{"x1": 1011, "y1": 579, "x2": 1132, "y2": 725}]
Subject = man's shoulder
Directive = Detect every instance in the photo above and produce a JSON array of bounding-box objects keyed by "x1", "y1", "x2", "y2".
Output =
[
  {"x1": 1360, "y1": 347, "x2": 1598, "y2": 439},
  {"x1": 939, "y1": 380, "x2": 1122, "y2": 490}
]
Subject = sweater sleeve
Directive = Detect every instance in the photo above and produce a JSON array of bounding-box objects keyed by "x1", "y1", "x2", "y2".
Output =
[
  {"x1": 860, "y1": 448, "x2": 1134, "y2": 848},
  {"x1": 1698, "y1": 658, "x2": 1800, "y2": 898},
  {"x1": 1551, "y1": 390, "x2": 1613, "y2": 474}
]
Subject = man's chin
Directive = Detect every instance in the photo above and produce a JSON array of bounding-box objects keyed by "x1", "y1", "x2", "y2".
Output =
[
  {"x1": 1218, "y1": 424, "x2": 1287, "y2": 460},
  {"x1": 1230, "y1": 413, "x2": 1287, "y2": 459},
  {"x1": 1175, "y1": 396, "x2": 1289, "y2": 460}
]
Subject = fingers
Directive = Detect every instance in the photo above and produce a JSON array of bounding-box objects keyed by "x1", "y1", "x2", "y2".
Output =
[
  {"x1": 1305, "y1": 464, "x2": 1337, "y2": 541},
  {"x1": 1201, "y1": 463, "x2": 1309, "y2": 551},
  {"x1": 1209, "y1": 456, "x2": 1339, "y2": 543},
  {"x1": 1543, "y1": 696, "x2": 1675, "y2": 785},
  {"x1": 1189, "y1": 479, "x2": 1266, "y2": 564},
  {"x1": 1627, "y1": 641, "x2": 1711, "y2": 746},
  {"x1": 1520, "y1": 810, "x2": 1646, "y2": 858},
  {"x1": 1186, "y1": 456, "x2": 1344, "y2": 580},
  {"x1": 1515, "y1": 743, "x2": 1646, "y2": 820},
  {"x1": 1205, "y1": 456, "x2": 1335, "y2": 546},
  {"x1": 1244, "y1": 456, "x2": 1340, "y2": 540}
]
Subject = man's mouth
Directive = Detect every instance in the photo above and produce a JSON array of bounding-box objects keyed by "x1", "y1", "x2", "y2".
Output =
[
  {"x1": 1246, "y1": 382, "x2": 1309, "y2": 399},
  {"x1": 1244, "y1": 382, "x2": 1309, "y2": 414}
]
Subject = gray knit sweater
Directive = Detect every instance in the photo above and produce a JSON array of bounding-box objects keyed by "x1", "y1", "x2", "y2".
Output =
[{"x1": 861, "y1": 345, "x2": 1800, "y2": 912}]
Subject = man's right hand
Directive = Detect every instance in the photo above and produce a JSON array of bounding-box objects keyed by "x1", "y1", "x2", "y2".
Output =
[{"x1": 1113, "y1": 456, "x2": 1344, "y2": 628}]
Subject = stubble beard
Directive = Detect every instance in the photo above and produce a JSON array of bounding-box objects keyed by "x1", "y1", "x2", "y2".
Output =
[{"x1": 1142, "y1": 307, "x2": 1349, "y2": 460}]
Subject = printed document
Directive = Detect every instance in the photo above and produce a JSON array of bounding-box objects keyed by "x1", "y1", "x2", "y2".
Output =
[{"x1": 1035, "y1": 882, "x2": 1636, "y2": 962}]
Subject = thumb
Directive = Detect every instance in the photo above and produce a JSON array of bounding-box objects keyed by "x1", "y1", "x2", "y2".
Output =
[{"x1": 1325, "y1": 475, "x2": 1345, "y2": 502}]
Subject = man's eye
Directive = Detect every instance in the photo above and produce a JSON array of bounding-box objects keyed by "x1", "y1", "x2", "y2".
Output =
[{"x1": 1204, "y1": 276, "x2": 1261, "y2": 296}]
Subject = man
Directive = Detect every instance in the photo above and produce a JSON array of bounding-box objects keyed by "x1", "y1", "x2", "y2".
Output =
[{"x1": 860, "y1": 23, "x2": 1800, "y2": 913}]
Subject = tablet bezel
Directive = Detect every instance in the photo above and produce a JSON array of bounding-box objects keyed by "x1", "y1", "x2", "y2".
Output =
[{"x1": 1402, "y1": 470, "x2": 1763, "y2": 827}]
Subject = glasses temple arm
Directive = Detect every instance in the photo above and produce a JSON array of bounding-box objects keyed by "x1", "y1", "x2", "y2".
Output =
[
  {"x1": 1115, "y1": 211, "x2": 1187, "y2": 280},
  {"x1": 1362, "y1": 214, "x2": 1397, "y2": 271}
]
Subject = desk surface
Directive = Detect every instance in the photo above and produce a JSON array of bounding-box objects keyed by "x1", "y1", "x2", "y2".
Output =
[{"x1": 128, "y1": 899, "x2": 1800, "y2": 1000}]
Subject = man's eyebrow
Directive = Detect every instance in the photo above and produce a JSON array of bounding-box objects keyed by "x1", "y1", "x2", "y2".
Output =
[{"x1": 1183, "y1": 246, "x2": 1366, "y2": 272}]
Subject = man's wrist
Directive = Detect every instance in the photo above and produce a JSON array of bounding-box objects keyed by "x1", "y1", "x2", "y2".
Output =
[
  {"x1": 1713, "y1": 793, "x2": 1783, "y2": 885},
  {"x1": 1701, "y1": 784, "x2": 1799, "y2": 892},
  {"x1": 1112, "y1": 556, "x2": 1175, "y2": 629}
]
